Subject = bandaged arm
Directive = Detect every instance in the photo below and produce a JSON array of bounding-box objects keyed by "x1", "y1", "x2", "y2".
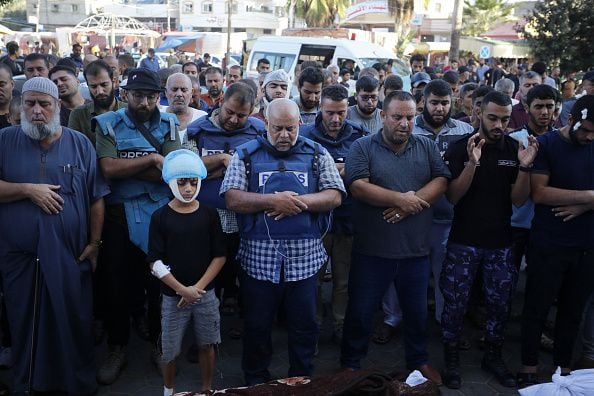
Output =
[{"x1": 150, "y1": 260, "x2": 203, "y2": 304}]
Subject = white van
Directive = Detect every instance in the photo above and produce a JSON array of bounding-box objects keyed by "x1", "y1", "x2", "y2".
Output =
[{"x1": 245, "y1": 36, "x2": 411, "y2": 87}]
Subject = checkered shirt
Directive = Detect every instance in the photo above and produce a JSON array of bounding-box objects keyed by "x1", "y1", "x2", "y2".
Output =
[{"x1": 220, "y1": 148, "x2": 346, "y2": 283}]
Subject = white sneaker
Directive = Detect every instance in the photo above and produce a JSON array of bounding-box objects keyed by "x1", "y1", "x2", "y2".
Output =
[{"x1": 0, "y1": 347, "x2": 12, "y2": 368}]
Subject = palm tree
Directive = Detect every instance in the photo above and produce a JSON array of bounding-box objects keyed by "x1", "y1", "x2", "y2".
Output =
[
  {"x1": 292, "y1": 0, "x2": 349, "y2": 28},
  {"x1": 462, "y1": 0, "x2": 516, "y2": 37},
  {"x1": 387, "y1": 0, "x2": 415, "y2": 56}
]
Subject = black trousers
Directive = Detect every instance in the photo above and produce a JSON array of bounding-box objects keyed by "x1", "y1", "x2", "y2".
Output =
[
  {"x1": 510, "y1": 226, "x2": 531, "y2": 270},
  {"x1": 215, "y1": 232, "x2": 240, "y2": 301},
  {"x1": 99, "y1": 217, "x2": 161, "y2": 346},
  {"x1": 521, "y1": 244, "x2": 594, "y2": 367}
]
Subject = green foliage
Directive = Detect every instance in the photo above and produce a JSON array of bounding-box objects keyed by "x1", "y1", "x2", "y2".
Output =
[
  {"x1": 294, "y1": 0, "x2": 349, "y2": 28},
  {"x1": 0, "y1": 0, "x2": 25, "y2": 20},
  {"x1": 387, "y1": 0, "x2": 414, "y2": 57},
  {"x1": 462, "y1": 0, "x2": 515, "y2": 37},
  {"x1": 0, "y1": 0, "x2": 14, "y2": 7},
  {"x1": 522, "y1": 0, "x2": 594, "y2": 73}
]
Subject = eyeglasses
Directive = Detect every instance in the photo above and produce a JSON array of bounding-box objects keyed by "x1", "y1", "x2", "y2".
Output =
[
  {"x1": 359, "y1": 95, "x2": 379, "y2": 102},
  {"x1": 130, "y1": 92, "x2": 159, "y2": 103}
]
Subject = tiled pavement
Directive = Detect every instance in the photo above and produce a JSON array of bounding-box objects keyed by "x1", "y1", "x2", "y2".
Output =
[{"x1": 0, "y1": 274, "x2": 562, "y2": 395}]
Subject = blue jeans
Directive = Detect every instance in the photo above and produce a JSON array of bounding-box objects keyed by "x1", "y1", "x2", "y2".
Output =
[
  {"x1": 341, "y1": 253, "x2": 431, "y2": 370},
  {"x1": 240, "y1": 269, "x2": 319, "y2": 385}
]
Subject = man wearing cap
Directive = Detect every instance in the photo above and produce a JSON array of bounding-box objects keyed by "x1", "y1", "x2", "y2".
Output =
[
  {"x1": 186, "y1": 83, "x2": 265, "y2": 326},
  {"x1": 301, "y1": 85, "x2": 367, "y2": 343},
  {"x1": 221, "y1": 98, "x2": 345, "y2": 385},
  {"x1": 69, "y1": 60, "x2": 127, "y2": 144},
  {"x1": 49, "y1": 64, "x2": 86, "y2": 126},
  {"x1": 0, "y1": 77, "x2": 109, "y2": 395},
  {"x1": 252, "y1": 69, "x2": 290, "y2": 122},
  {"x1": 140, "y1": 48, "x2": 160, "y2": 73},
  {"x1": 93, "y1": 68, "x2": 181, "y2": 384},
  {"x1": 411, "y1": 72, "x2": 431, "y2": 96}
]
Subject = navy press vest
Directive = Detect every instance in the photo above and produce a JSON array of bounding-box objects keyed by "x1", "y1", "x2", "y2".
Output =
[
  {"x1": 236, "y1": 135, "x2": 330, "y2": 240},
  {"x1": 187, "y1": 116, "x2": 264, "y2": 209}
]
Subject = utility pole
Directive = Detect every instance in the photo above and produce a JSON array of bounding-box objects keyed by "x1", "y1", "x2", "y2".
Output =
[
  {"x1": 226, "y1": 0, "x2": 232, "y2": 70},
  {"x1": 35, "y1": 0, "x2": 41, "y2": 32},
  {"x1": 449, "y1": 0, "x2": 464, "y2": 62},
  {"x1": 166, "y1": 0, "x2": 171, "y2": 32}
]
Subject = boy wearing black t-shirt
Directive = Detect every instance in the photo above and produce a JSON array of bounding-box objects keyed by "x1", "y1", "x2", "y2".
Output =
[{"x1": 148, "y1": 149, "x2": 226, "y2": 396}]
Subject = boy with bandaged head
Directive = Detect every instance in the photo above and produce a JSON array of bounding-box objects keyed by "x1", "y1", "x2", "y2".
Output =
[{"x1": 148, "y1": 149, "x2": 226, "y2": 395}]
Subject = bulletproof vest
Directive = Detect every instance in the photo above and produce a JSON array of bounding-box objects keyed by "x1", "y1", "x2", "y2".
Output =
[
  {"x1": 187, "y1": 116, "x2": 263, "y2": 209},
  {"x1": 236, "y1": 135, "x2": 330, "y2": 240}
]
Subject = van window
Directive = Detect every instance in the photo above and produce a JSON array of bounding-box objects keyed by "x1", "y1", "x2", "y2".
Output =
[
  {"x1": 249, "y1": 51, "x2": 295, "y2": 73},
  {"x1": 298, "y1": 45, "x2": 335, "y2": 68}
]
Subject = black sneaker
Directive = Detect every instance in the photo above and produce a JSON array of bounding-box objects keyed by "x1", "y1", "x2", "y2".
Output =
[
  {"x1": 481, "y1": 342, "x2": 516, "y2": 387},
  {"x1": 97, "y1": 345, "x2": 127, "y2": 385}
]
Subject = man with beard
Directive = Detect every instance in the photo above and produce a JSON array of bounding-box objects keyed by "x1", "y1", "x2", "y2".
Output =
[
  {"x1": 508, "y1": 84, "x2": 559, "y2": 273},
  {"x1": 516, "y1": 95, "x2": 594, "y2": 385},
  {"x1": 186, "y1": 83, "x2": 264, "y2": 331},
  {"x1": 93, "y1": 68, "x2": 181, "y2": 384},
  {"x1": 221, "y1": 98, "x2": 344, "y2": 385},
  {"x1": 301, "y1": 85, "x2": 367, "y2": 343},
  {"x1": 200, "y1": 67, "x2": 224, "y2": 109},
  {"x1": 294, "y1": 66, "x2": 323, "y2": 124},
  {"x1": 347, "y1": 76, "x2": 382, "y2": 134},
  {"x1": 252, "y1": 69, "x2": 290, "y2": 122},
  {"x1": 227, "y1": 65, "x2": 242, "y2": 86},
  {"x1": 0, "y1": 64, "x2": 14, "y2": 129},
  {"x1": 341, "y1": 91, "x2": 449, "y2": 385},
  {"x1": 164, "y1": 73, "x2": 206, "y2": 144},
  {"x1": 23, "y1": 53, "x2": 50, "y2": 80},
  {"x1": 0, "y1": 77, "x2": 109, "y2": 395},
  {"x1": 411, "y1": 79, "x2": 473, "y2": 328},
  {"x1": 69, "y1": 60, "x2": 127, "y2": 143},
  {"x1": 68, "y1": 43, "x2": 84, "y2": 71},
  {"x1": 440, "y1": 91, "x2": 538, "y2": 389},
  {"x1": 49, "y1": 65, "x2": 86, "y2": 126}
]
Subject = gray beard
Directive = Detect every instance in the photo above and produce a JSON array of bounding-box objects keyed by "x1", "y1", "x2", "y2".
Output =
[
  {"x1": 20, "y1": 110, "x2": 61, "y2": 140},
  {"x1": 169, "y1": 103, "x2": 188, "y2": 114}
]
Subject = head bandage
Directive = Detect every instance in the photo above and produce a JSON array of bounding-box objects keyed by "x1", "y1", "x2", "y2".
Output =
[
  {"x1": 168, "y1": 178, "x2": 201, "y2": 203},
  {"x1": 162, "y1": 149, "x2": 207, "y2": 203}
]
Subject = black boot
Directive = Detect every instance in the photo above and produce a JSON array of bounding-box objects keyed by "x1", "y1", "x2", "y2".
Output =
[
  {"x1": 443, "y1": 341, "x2": 461, "y2": 389},
  {"x1": 481, "y1": 341, "x2": 516, "y2": 387}
]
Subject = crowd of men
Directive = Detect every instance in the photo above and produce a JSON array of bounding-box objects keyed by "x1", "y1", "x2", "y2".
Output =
[{"x1": 0, "y1": 42, "x2": 593, "y2": 395}]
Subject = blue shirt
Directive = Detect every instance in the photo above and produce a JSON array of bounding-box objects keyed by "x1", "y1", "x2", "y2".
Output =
[
  {"x1": 139, "y1": 56, "x2": 160, "y2": 72},
  {"x1": 531, "y1": 130, "x2": 594, "y2": 249}
]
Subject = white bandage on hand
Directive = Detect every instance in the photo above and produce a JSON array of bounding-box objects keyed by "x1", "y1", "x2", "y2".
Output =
[{"x1": 151, "y1": 260, "x2": 171, "y2": 279}]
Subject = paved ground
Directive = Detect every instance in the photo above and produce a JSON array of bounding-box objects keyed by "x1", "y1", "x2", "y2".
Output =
[{"x1": 0, "y1": 273, "x2": 562, "y2": 395}]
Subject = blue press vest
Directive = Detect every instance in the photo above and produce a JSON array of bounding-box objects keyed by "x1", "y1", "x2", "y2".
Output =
[
  {"x1": 94, "y1": 109, "x2": 178, "y2": 204},
  {"x1": 186, "y1": 115, "x2": 264, "y2": 209},
  {"x1": 236, "y1": 135, "x2": 329, "y2": 240},
  {"x1": 300, "y1": 118, "x2": 367, "y2": 234}
]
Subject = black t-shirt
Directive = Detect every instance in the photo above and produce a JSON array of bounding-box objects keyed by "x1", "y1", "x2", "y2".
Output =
[
  {"x1": 147, "y1": 203, "x2": 226, "y2": 296},
  {"x1": 445, "y1": 133, "x2": 519, "y2": 248}
]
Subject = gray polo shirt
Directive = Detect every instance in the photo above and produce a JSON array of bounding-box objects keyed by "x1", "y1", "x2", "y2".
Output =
[
  {"x1": 346, "y1": 132, "x2": 451, "y2": 259},
  {"x1": 347, "y1": 105, "x2": 383, "y2": 134}
]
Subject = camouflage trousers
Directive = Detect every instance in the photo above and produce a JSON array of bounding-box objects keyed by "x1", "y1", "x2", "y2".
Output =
[{"x1": 440, "y1": 243, "x2": 517, "y2": 343}]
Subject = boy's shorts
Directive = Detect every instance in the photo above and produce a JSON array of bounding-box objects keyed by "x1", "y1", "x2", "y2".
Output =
[{"x1": 160, "y1": 288, "x2": 221, "y2": 363}]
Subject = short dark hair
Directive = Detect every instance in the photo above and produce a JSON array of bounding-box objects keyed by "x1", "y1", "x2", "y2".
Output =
[
  {"x1": 472, "y1": 85, "x2": 494, "y2": 104},
  {"x1": 413, "y1": 90, "x2": 424, "y2": 104},
  {"x1": 224, "y1": 82, "x2": 256, "y2": 107},
  {"x1": 238, "y1": 78, "x2": 258, "y2": 98},
  {"x1": 442, "y1": 70, "x2": 460, "y2": 85},
  {"x1": 570, "y1": 95, "x2": 594, "y2": 126},
  {"x1": 481, "y1": 90, "x2": 512, "y2": 109},
  {"x1": 298, "y1": 66, "x2": 324, "y2": 87},
  {"x1": 321, "y1": 84, "x2": 348, "y2": 103},
  {"x1": 526, "y1": 84, "x2": 560, "y2": 107},
  {"x1": 49, "y1": 65, "x2": 77, "y2": 78},
  {"x1": 72, "y1": 43, "x2": 82, "y2": 51},
  {"x1": 0, "y1": 63, "x2": 13, "y2": 78},
  {"x1": 339, "y1": 68, "x2": 351, "y2": 77},
  {"x1": 6, "y1": 41, "x2": 19, "y2": 55},
  {"x1": 24, "y1": 53, "x2": 49, "y2": 68},
  {"x1": 204, "y1": 66, "x2": 223, "y2": 77},
  {"x1": 423, "y1": 79, "x2": 452, "y2": 98},
  {"x1": 84, "y1": 59, "x2": 113, "y2": 82},
  {"x1": 301, "y1": 60, "x2": 321, "y2": 70},
  {"x1": 118, "y1": 53, "x2": 135, "y2": 69},
  {"x1": 459, "y1": 82, "x2": 478, "y2": 98},
  {"x1": 182, "y1": 61, "x2": 198, "y2": 72},
  {"x1": 383, "y1": 74, "x2": 403, "y2": 92},
  {"x1": 229, "y1": 64, "x2": 242, "y2": 73},
  {"x1": 355, "y1": 75, "x2": 379, "y2": 93},
  {"x1": 203, "y1": 53, "x2": 210, "y2": 58},
  {"x1": 410, "y1": 54, "x2": 426, "y2": 64},
  {"x1": 257, "y1": 58, "x2": 270, "y2": 67},
  {"x1": 384, "y1": 90, "x2": 415, "y2": 110}
]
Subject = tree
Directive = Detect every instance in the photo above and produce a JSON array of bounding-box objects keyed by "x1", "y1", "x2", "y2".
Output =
[
  {"x1": 462, "y1": 0, "x2": 515, "y2": 37},
  {"x1": 0, "y1": 0, "x2": 15, "y2": 8},
  {"x1": 387, "y1": 0, "x2": 414, "y2": 56},
  {"x1": 293, "y1": 0, "x2": 349, "y2": 28},
  {"x1": 522, "y1": 0, "x2": 594, "y2": 73}
]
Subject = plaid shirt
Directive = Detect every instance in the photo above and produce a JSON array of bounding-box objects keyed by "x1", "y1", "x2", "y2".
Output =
[{"x1": 220, "y1": 148, "x2": 346, "y2": 283}]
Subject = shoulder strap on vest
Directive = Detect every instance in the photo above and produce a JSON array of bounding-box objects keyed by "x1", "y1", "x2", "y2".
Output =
[{"x1": 168, "y1": 117, "x2": 177, "y2": 141}]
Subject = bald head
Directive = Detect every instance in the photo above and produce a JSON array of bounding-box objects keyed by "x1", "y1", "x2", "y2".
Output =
[
  {"x1": 166, "y1": 73, "x2": 193, "y2": 113},
  {"x1": 266, "y1": 98, "x2": 300, "y2": 151},
  {"x1": 83, "y1": 54, "x2": 98, "y2": 67}
]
